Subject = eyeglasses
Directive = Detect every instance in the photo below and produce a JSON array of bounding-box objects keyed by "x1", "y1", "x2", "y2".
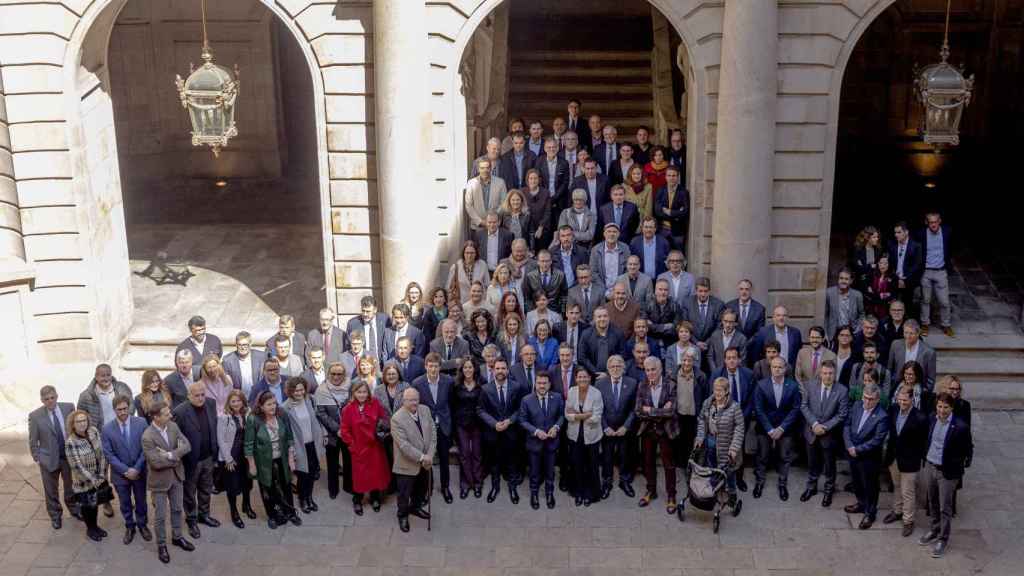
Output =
[
  {"x1": 329, "y1": 372, "x2": 345, "y2": 377},
  {"x1": 266, "y1": 368, "x2": 280, "y2": 372}
]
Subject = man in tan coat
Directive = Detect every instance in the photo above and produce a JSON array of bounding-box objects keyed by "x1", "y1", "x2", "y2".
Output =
[
  {"x1": 142, "y1": 401, "x2": 194, "y2": 563},
  {"x1": 391, "y1": 388, "x2": 436, "y2": 532}
]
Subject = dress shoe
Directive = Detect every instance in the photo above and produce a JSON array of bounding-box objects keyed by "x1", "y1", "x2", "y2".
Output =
[
  {"x1": 354, "y1": 502, "x2": 364, "y2": 516},
  {"x1": 51, "y1": 517, "x2": 62, "y2": 530},
  {"x1": 308, "y1": 498, "x2": 319, "y2": 512},
  {"x1": 902, "y1": 522, "x2": 915, "y2": 537},
  {"x1": 858, "y1": 516, "x2": 874, "y2": 530},
  {"x1": 638, "y1": 492, "x2": 655, "y2": 507},
  {"x1": 442, "y1": 487, "x2": 453, "y2": 504},
  {"x1": 558, "y1": 479, "x2": 569, "y2": 493},
  {"x1": 97, "y1": 527, "x2": 108, "y2": 538},
  {"x1": 509, "y1": 486, "x2": 520, "y2": 505},
  {"x1": 242, "y1": 503, "x2": 258, "y2": 520},
  {"x1": 171, "y1": 537, "x2": 195, "y2": 552},
  {"x1": 752, "y1": 483, "x2": 764, "y2": 499},
  {"x1": 398, "y1": 516, "x2": 410, "y2": 532},
  {"x1": 821, "y1": 493, "x2": 833, "y2": 508},
  {"x1": 932, "y1": 540, "x2": 947, "y2": 558},
  {"x1": 158, "y1": 545, "x2": 170, "y2": 564},
  {"x1": 530, "y1": 493, "x2": 540, "y2": 510},
  {"x1": 103, "y1": 503, "x2": 115, "y2": 518},
  {"x1": 300, "y1": 499, "x2": 312, "y2": 514},
  {"x1": 370, "y1": 498, "x2": 382, "y2": 513},
  {"x1": 231, "y1": 512, "x2": 245, "y2": 529},
  {"x1": 583, "y1": 498, "x2": 591, "y2": 507},
  {"x1": 267, "y1": 517, "x2": 280, "y2": 530},
  {"x1": 410, "y1": 507, "x2": 431, "y2": 520},
  {"x1": 883, "y1": 511, "x2": 901, "y2": 524},
  {"x1": 736, "y1": 477, "x2": 748, "y2": 492},
  {"x1": 942, "y1": 326, "x2": 955, "y2": 338},
  {"x1": 198, "y1": 514, "x2": 220, "y2": 528},
  {"x1": 919, "y1": 529, "x2": 940, "y2": 546},
  {"x1": 487, "y1": 486, "x2": 499, "y2": 503},
  {"x1": 601, "y1": 486, "x2": 612, "y2": 500},
  {"x1": 546, "y1": 493, "x2": 556, "y2": 509},
  {"x1": 87, "y1": 528, "x2": 103, "y2": 542},
  {"x1": 778, "y1": 485, "x2": 789, "y2": 501},
  {"x1": 138, "y1": 525, "x2": 152, "y2": 541},
  {"x1": 844, "y1": 503, "x2": 865, "y2": 514},
  {"x1": 800, "y1": 487, "x2": 817, "y2": 502},
  {"x1": 619, "y1": 482, "x2": 635, "y2": 498},
  {"x1": 123, "y1": 527, "x2": 135, "y2": 545},
  {"x1": 666, "y1": 498, "x2": 678, "y2": 515},
  {"x1": 459, "y1": 488, "x2": 469, "y2": 499},
  {"x1": 574, "y1": 496, "x2": 583, "y2": 507},
  {"x1": 329, "y1": 492, "x2": 338, "y2": 500},
  {"x1": 474, "y1": 486, "x2": 482, "y2": 498},
  {"x1": 288, "y1": 513, "x2": 302, "y2": 526},
  {"x1": 186, "y1": 522, "x2": 201, "y2": 539}
]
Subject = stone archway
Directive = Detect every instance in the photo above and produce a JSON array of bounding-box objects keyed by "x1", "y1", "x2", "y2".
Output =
[{"x1": 61, "y1": 0, "x2": 335, "y2": 361}]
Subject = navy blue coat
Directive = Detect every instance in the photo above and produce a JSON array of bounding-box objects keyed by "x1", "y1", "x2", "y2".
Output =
[
  {"x1": 519, "y1": 392, "x2": 566, "y2": 453},
  {"x1": 411, "y1": 374, "x2": 454, "y2": 437},
  {"x1": 925, "y1": 415, "x2": 972, "y2": 480},
  {"x1": 844, "y1": 402, "x2": 890, "y2": 459},
  {"x1": 724, "y1": 298, "x2": 767, "y2": 340},
  {"x1": 754, "y1": 377, "x2": 802, "y2": 435},
  {"x1": 477, "y1": 379, "x2": 527, "y2": 442},
  {"x1": 101, "y1": 416, "x2": 148, "y2": 487},
  {"x1": 749, "y1": 324, "x2": 804, "y2": 367},
  {"x1": 629, "y1": 234, "x2": 670, "y2": 278}
]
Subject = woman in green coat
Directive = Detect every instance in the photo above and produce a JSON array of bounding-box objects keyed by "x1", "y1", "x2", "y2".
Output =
[{"x1": 245, "y1": 390, "x2": 302, "y2": 529}]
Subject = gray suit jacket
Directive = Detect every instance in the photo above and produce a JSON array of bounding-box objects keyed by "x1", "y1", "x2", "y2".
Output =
[
  {"x1": 429, "y1": 337, "x2": 470, "y2": 374},
  {"x1": 566, "y1": 281, "x2": 607, "y2": 323},
  {"x1": 825, "y1": 287, "x2": 865, "y2": 340},
  {"x1": 588, "y1": 241, "x2": 631, "y2": 291},
  {"x1": 465, "y1": 176, "x2": 508, "y2": 230},
  {"x1": 142, "y1": 421, "x2": 191, "y2": 492},
  {"x1": 800, "y1": 381, "x2": 850, "y2": 447},
  {"x1": 886, "y1": 340, "x2": 937, "y2": 391},
  {"x1": 706, "y1": 330, "x2": 748, "y2": 375},
  {"x1": 28, "y1": 402, "x2": 75, "y2": 472},
  {"x1": 681, "y1": 295, "x2": 725, "y2": 343},
  {"x1": 615, "y1": 272, "x2": 654, "y2": 309},
  {"x1": 656, "y1": 271, "x2": 696, "y2": 308},
  {"x1": 391, "y1": 406, "x2": 436, "y2": 476}
]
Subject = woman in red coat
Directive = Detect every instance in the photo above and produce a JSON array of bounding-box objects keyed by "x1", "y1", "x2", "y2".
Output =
[{"x1": 340, "y1": 380, "x2": 391, "y2": 515}]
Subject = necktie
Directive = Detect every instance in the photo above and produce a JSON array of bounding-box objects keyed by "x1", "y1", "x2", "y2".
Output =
[
  {"x1": 812, "y1": 351, "x2": 820, "y2": 375},
  {"x1": 730, "y1": 373, "x2": 739, "y2": 405},
  {"x1": 821, "y1": 385, "x2": 828, "y2": 405},
  {"x1": 542, "y1": 273, "x2": 549, "y2": 287},
  {"x1": 498, "y1": 385, "x2": 505, "y2": 409},
  {"x1": 700, "y1": 302, "x2": 707, "y2": 320},
  {"x1": 541, "y1": 396, "x2": 547, "y2": 416},
  {"x1": 121, "y1": 422, "x2": 129, "y2": 443},
  {"x1": 527, "y1": 366, "x2": 534, "y2": 388},
  {"x1": 563, "y1": 369, "x2": 570, "y2": 396},
  {"x1": 614, "y1": 205, "x2": 621, "y2": 226},
  {"x1": 414, "y1": 415, "x2": 423, "y2": 437},
  {"x1": 606, "y1": 146, "x2": 613, "y2": 170},
  {"x1": 741, "y1": 303, "x2": 748, "y2": 326},
  {"x1": 569, "y1": 329, "x2": 577, "y2": 352},
  {"x1": 445, "y1": 344, "x2": 452, "y2": 360},
  {"x1": 366, "y1": 322, "x2": 376, "y2": 355},
  {"x1": 583, "y1": 288, "x2": 590, "y2": 313},
  {"x1": 613, "y1": 380, "x2": 620, "y2": 410},
  {"x1": 324, "y1": 329, "x2": 331, "y2": 352},
  {"x1": 52, "y1": 410, "x2": 65, "y2": 457}
]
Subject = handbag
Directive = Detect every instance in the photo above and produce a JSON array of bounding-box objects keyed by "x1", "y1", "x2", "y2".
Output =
[
  {"x1": 95, "y1": 481, "x2": 115, "y2": 505},
  {"x1": 375, "y1": 418, "x2": 391, "y2": 443}
]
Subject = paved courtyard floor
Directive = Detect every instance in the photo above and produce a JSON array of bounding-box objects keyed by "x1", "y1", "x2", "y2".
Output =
[{"x1": 1, "y1": 411, "x2": 1022, "y2": 576}]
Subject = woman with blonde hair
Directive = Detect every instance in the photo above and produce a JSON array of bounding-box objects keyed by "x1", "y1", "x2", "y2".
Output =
[
  {"x1": 496, "y1": 312, "x2": 528, "y2": 365},
  {"x1": 694, "y1": 377, "x2": 745, "y2": 508},
  {"x1": 486, "y1": 262, "x2": 523, "y2": 310},
  {"x1": 353, "y1": 355, "x2": 381, "y2": 392},
  {"x1": 217, "y1": 389, "x2": 256, "y2": 528},
  {"x1": 199, "y1": 354, "x2": 235, "y2": 414},
  {"x1": 401, "y1": 282, "x2": 427, "y2": 329},
  {"x1": 65, "y1": 409, "x2": 109, "y2": 541},
  {"x1": 135, "y1": 369, "x2": 171, "y2": 423},
  {"x1": 499, "y1": 188, "x2": 533, "y2": 243}
]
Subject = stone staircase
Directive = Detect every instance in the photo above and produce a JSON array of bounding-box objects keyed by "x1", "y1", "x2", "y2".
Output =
[
  {"x1": 508, "y1": 49, "x2": 655, "y2": 138},
  {"x1": 117, "y1": 324, "x2": 277, "y2": 384},
  {"x1": 928, "y1": 332, "x2": 1024, "y2": 410}
]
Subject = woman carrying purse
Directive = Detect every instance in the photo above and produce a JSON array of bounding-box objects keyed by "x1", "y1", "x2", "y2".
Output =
[{"x1": 66, "y1": 409, "x2": 113, "y2": 541}]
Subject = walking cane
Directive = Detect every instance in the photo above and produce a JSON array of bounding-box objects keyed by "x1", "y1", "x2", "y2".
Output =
[{"x1": 426, "y1": 466, "x2": 434, "y2": 532}]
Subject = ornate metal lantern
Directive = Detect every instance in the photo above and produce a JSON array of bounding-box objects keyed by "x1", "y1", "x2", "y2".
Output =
[
  {"x1": 175, "y1": 0, "x2": 239, "y2": 157},
  {"x1": 913, "y1": 0, "x2": 973, "y2": 148}
]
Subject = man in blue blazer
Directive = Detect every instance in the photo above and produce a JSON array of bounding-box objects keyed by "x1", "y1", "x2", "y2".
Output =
[
  {"x1": 711, "y1": 346, "x2": 756, "y2": 491},
  {"x1": 843, "y1": 383, "x2": 890, "y2": 529},
  {"x1": 753, "y1": 357, "x2": 802, "y2": 501},
  {"x1": 595, "y1": 356, "x2": 638, "y2": 498},
  {"x1": 391, "y1": 337, "x2": 425, "y2": 383},
  {"x1": 411, "y1": 353, "x2": 455, "y2": 503},
  {"x1": 477, "y1": 358, "x2": 526, "y2": 504},
  {"x1": 518, "y1": 372, "x2": 565, "y2": 510},
  {"x1": 101, "y1": 395, "x2": 151, "y2": 544},
  {"x1": 725, "y1": 279, "x2": 767, "y2": 340},
  {"x1": 920, "y1": 393, "x2": 973, "y2": 558},
  {"x1": 748, "y1": 305, "x2": 803, "y2": 368},
  {"x1": 346, "y1": 295, "x2": 389, "y2": 363},
  {"x1": 570, "y1": 159, "x2": 610, "y2": 214},
  {"x1": 629, "y1": 218, "x2": 670, "y2": 279},
  {"x1": 597, "y1": 187, "x2": 639, "y2": 245},
  {"x1": 384, "y1": 303, "x2": 427, "y2": 360},
  {"x1": 652, "y1": 165, "x2": 689, "y2": 249}
]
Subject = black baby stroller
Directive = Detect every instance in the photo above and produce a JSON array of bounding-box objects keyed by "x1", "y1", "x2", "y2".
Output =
[{"x1": 677, "y1": 448, "x2": 742, "y2": 533}]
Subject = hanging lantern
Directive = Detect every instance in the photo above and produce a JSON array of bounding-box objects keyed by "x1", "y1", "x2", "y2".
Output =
[
  {"x1": 913, "y1": 0, "x2": 973, "y2": 148},
  {"x1": 175, "y1": 0, "x2": 240, "y2": 157}
]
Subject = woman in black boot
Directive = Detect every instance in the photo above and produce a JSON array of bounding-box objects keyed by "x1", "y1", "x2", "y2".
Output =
[
  {"x1": 315, "y1": 363, "x2": 353, "y2": 500},
  {"x1": 217, "y1": 390, "x2": 257, "y2": 528},
  {"x1": 282, "y1": 378, "x2": 324, "y2": 514}
]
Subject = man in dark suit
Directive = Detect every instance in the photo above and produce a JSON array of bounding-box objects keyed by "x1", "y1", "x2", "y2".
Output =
[
  {"x1": 522, "y1": 249, "x2": 568, "y2": 313},
  {"x1": 636, "y1": 357, "x2": 679, "y2": 511},
  {"x1": 630, "y1": 217, "x2": 670, "y2": 279},
  {"x1": 265, "y1": 314, "x2": 307, "y2": 364},
  {"x1": 390, "y1": 336, "x2": 426, "y2": 383},
  {"x1": 478, "y1": 358, "x2": 525, "y2": 504},
  {"x1": 916, "y1": 211, "x2": 955, "y2": 337},
  {"x1": 843, "y1": 383, "x2": 889, "y2": 529},
  {"x1": 593, "y1": 124, "x2": 619, "y2": 175},
  {"x1": 172, "y1": 382, "x2": 220, "y2": 538},
  {"x1": 221, "y1": 331, "x2": 265, "y2": 401},
  {"x1": 429, "y1": 319, "x2": 470, "y2": 376},
  {"x1": 799, "y1": 361, "x2": 849, "y2": 508},
  {"x1": 550, "y1": 226, "x2": 588, "y2": 289},
  {"x1": 919, "y1": 392, "x2": 973, "y2": 558},
  {"x1": 518, "y1": 372, "x2": 564, "y2": 510},
  {"x1": 499, "y1": 132, "x2": 536, "y2": 189},
  {"x1": 725, "y1": 278, "x2": 766, "y2": 341},
  {"x1": 595, "y1": 355, "x2": 638, "y2": 498},
  {"x1": 883, "y1": 384, "x2": 930, "y2": 536},
  {"x1": 680, "y1": 277, "x2": 725, "y2": 368},
  {"x1": 175, "y1": 315, "x2": 223, "y2": 365},
  {"x1": 384, "y1": 303, "x2": 427, "y2": 360},
  {"x1": 888, "y1": 221, "x2": 924, "y2": 318},
  {"x1": 597, "y1": 185, "x2": 640, "y2": 245},
  {"x1": 565, "y1": 99, "x2": 591, "y2": 155},
  {"x1": 306, "y1": 307, "x2": 348, "y2": 364},
  {"x1": 28, "y1": 386, "x2": 79, "y2": 529},
  {"x1": 165, "y1": 349, "x2": 198, "y2": 408},
  {"x1": 710, "y1": 347, "x2": 755, "y2": 491},
  {"x1": 247, "y1": 357, "x2": 287, "y2": 406},
  {"x1": 101, "y1": 395, "x2": 152, "y2": 544},
  {"x1": 753, "y1": 356, "x2": 802, "y2": 501},
  {"x1": 510, "y1": 344, "x2": 541, "y2": 390},
  {"x1": 411, "y1": 353, "x2": 455, "y2": 503},
  {"x1": 578, "y1": 306, "x2": 626, "y2": 378},
  {"x1": 570, "y1": 159, "x2": 609, "y2": 215},
  {"x1": 346, "y1": 295, "x2": 388, "y2": 363},
  {"x1": 534, "y1": 137, "x2": 571, "y2": 214},
  {"x1": 300, "y1": 346, "x2": 327, "y2": 393},
  {"x1": 473, "y1": 212, "x2": 514, "y2": 273},
  {"x1": 653, "y1": 165, "x2": 689, "y2": 249},
  {"x1": 749, "y1": 305, "x2": 803, "y2": 368}
]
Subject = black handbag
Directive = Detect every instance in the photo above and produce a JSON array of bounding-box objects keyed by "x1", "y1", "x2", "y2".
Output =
[
  {"x1": 95, "y1": 481, "x2": 114, "y2": 505},
  {"x1": 375, "y1": 419, "x2": 391, "y2": 443}
]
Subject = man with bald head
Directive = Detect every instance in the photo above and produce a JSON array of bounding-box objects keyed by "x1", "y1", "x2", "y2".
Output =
[
  {"x1": 750, "y1": 305, "x2": 803, "y2": 367},
  {"x1": 172, "y1": 382, "x2": 220, "y2": 538},
  {"x1": 391, "y1": 388, "x2": 436, "y2": 533}
]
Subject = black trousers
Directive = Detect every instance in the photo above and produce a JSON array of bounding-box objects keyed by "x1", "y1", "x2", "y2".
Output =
[
  {"x1": 806, "y1": 438, "x2": 839, "y2": 494},
  {"x1": 527, "y1": 448, "x2": 557, "y2": 495},
  {"x1": 851, "y1": 455, "x2": 882, "y2": 518},
  {"x1": 674, "y1": 415, "x2": 698, "y2": 473},
  {"x1": 222, "y1": 462, "x2": 252, "y2": 514},
  {"x1": 436, "y1": 430, "x2": 452, "y2": 490},
  {"x1": 258, "y1": 458, "x2": 295, "y2": 520},
  {"x1": 486, "y1": 431, "x2": 520, "y2": 488},
  {"x1": 755, "y1": 432, "x2": 794, "y2": 486},
  {"x1": 296, "y1": 442, "x2": 320, "y2": 502},
  {"x1": 570, "y1": 440, "x2": 601, "y2": 501},
  {"x1": 326, "y1": 441, "x2": 353, "y2": 497},
  {"x1": 600, "y1": 434, "x2": 633, "y2": 487},
  {"x1": 396, "y1": 469, "x2": 428, "y2": 518}
]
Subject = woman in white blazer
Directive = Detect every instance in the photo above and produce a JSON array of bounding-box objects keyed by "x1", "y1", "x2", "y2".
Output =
[{"x1": 565, "y1": 367, "x2": 604, "y2": 506}]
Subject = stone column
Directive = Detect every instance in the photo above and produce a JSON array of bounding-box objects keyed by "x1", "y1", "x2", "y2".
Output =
[
  {"x1": 0, "y1": 74, "x2": 26, "y2": 262},
  {"x1": 373, "y1": 0, "x2": 435, "y2": 307},
  {"x1": 710, "y1": 0, "x2": 777, "y2": 301}
]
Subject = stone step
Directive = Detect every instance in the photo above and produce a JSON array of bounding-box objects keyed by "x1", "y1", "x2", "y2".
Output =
[
  {"x1": 925, "y1": 332, "x2": 1024, "y2": 356},
  {"x1": 514, "y1": 50, "x2": 651, "y2": 63},
  {"x1": 511, "y1": 82, "x2": 653, "y2": 95},
  {"x1": 511, "y1": 66, "x2": 651, "y2": 80},
  {"x1": 937, "y1": 356, "x2": 1024, "y2": 382},
  {"x1": 953, "y1": 381, "x2": 1024, "y2": 410}
]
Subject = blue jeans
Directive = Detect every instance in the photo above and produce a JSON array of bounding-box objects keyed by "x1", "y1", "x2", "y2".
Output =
[{"x1": 705, "y1": 436, "x2": 737, "y2": 495}]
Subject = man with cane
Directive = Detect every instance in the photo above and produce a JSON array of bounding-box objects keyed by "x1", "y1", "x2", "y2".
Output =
[{"x1": 391, "y1": 388, "x2": 436, "y2": 533}]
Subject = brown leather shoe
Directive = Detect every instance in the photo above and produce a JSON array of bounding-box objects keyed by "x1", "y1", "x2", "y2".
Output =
[{"x1": 942, "y1": 326, "x2": 955, "y2": 338}]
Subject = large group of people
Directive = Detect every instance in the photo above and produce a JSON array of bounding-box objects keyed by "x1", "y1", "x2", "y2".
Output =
[{"x1": 27, "y1": 99, "x2": 973, "y2": 563}]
